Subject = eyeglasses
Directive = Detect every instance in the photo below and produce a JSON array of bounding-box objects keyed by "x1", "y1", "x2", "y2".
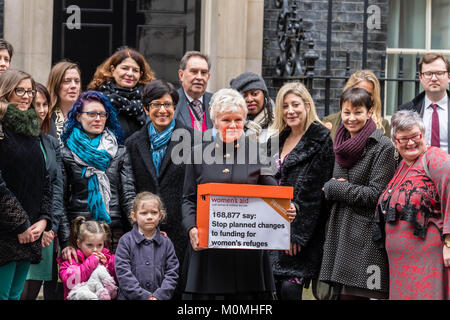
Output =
[
  {"x1": 149, "y1": 102, "x2": 174, "y2": 110},
  {"x1": 420, "y1": 71, "x2": 448, "y2": 79},
  {"x1": 79, "y1": 111, "x2": 109, "y2": 120},
  {"x1": 395, "y1": 133, "x2": 423, "y2": 145},
  {"x1": 14, "y1": 87, "x2": 37, "y2": 97}
]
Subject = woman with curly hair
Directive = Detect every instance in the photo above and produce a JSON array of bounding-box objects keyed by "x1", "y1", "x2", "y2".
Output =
[
  {"x1": 58, "y1": 91, "x2": 136, "y2": 264},
  {"x1": 88, "y1": 47, "x2": 155, "y2": 139}
]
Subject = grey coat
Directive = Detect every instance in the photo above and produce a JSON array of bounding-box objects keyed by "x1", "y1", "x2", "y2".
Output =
[
  {"x1": 319, "y1": 129, "x2": 396, "y2": 297},
  {"x1": 115, "y1": 224, "x2": 179, "y2": 300}
]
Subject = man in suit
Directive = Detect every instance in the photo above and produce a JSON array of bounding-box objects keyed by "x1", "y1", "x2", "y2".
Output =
[
  {"x1": 399, "y1": 53, "x2": 449, "y2": 153},
  {"x1": 175, "y1": 51, "x2": 214, "y2": 132}
]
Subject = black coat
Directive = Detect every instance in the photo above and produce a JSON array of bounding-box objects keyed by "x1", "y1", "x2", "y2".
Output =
[
  {"x1": 182, "y1": 135, "x2": 277, "y2": 295},
  {"x1": 0, "y1": 125, "x2": 52, "y2": 265},
  {"x1": 125, "y1": 121, "x2": 193, "y2": 267},
  {"x1": 61, "y1": 144, "x2": 136, "y2": 244},
  {"x1": 40, "y1": 134, "x2": 70, "y2": 248},
  {"x1": 270, "y1": 122, "x2": 334, "y2": 280},
  {"x1": 174, "y1": 88, "x2": 214, "y2": 130}
]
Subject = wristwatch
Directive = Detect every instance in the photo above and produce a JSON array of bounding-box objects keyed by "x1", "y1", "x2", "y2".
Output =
[{"x1": 445, "y1": 240, "x2": 450, "y2": 248}]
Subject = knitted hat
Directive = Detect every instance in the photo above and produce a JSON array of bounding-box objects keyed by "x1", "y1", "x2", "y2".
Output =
[{"x1": 229, "y1": 72, "x2": 268, "y2": 95}]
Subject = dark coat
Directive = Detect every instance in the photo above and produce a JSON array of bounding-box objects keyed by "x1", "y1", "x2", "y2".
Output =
[
  {"x1": 270, "y1": 122, "x2": 334, "y2": 280},
  {"x1": 182, "y1": 135, "x2": 277, "y2": 295},
  {"x1": 174, "y1": 88, "x2": 214, "y2": 130},
  {"x1": 60, "y1": 144, "x2": 136, "y2": 244},
  {"x1": 398, "y1": 90, "x2": 450, "y2": 150},
  {"x1": 319, "y1": 129, "x2": 396, "y2": 297},
  {"x1": 125, "y1": 121, "x2": 193, "y2": 267},
  {"x1": 115, "y1": 225, "x2": 179, "y2": 300},
  {"x1": 40, "y1": 134, "x2": 70, "y2": 247},
  {"x1": 0, "y1": 126, "x2": 52, "y2": 266}
]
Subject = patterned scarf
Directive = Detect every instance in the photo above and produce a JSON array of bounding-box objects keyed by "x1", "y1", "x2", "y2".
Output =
[
  {"x1": 147, "y1": 119, "x2": 176, "y2": 177},
  {"x1": 66, "y1": 127, "x2": 118, "y2": 224},
  {"x1": 100, "y1": 81, "x2": 147, "y2": 126},
  {"x1": 334, "y1": 118, "x2": 376, "y2": 169}
]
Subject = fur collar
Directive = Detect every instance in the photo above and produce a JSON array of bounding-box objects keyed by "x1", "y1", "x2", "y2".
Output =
[
  {"x1": 2, "y1": 104, "x2": 40, "y2": 137},
  {"x1": 280, "y1": 121, "x2": 331, "y2": 167}
]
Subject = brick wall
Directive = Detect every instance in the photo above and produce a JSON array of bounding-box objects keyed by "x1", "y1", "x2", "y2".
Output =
[{"x1": 263, "y1": 0, "x2": 389, "y2": 117}]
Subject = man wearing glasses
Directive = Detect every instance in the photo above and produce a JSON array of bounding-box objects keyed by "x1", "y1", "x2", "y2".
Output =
[{"x1": 399, "y1": 53, "x2": 449, "y2": 153}]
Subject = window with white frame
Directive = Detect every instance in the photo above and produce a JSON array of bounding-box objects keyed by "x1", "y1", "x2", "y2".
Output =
[{"x1": 385, "y1": 0, "x2": 450, "y2": 116}]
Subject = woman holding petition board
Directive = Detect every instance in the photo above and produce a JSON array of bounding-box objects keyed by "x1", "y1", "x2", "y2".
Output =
[{"x1": 181, "y1": 88, "x2": 296, "y2": 299}]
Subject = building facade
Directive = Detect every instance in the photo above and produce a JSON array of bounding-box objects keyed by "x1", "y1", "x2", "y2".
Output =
[{"x1": 1, "y1": 0, "x2": 449, "y2": 118}]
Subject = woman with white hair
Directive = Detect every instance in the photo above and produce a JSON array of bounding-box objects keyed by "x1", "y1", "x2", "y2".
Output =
[
  {"x1": 373, "y1": 110, "x2": 450, "y2": 300},
  {"x1": 181, "y1": 88, "x2": 296, "y2": 299}
]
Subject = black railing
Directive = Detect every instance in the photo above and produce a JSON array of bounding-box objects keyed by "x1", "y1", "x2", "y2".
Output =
[{"x1": 270, "y1": 0, "x2": 421, "y2": 116}]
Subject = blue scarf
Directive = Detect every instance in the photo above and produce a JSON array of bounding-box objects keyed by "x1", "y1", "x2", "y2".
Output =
[
  {"x1": 148, "y1": 119, "x2": 176, "y2": 176},
  {"x1": 66, "y1": 127, "x2": 112, "y2": 224}
]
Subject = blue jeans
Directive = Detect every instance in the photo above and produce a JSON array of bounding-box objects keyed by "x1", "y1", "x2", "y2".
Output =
[{"x1": 0, "y1": 261, "x2": 31, "y2": 300}]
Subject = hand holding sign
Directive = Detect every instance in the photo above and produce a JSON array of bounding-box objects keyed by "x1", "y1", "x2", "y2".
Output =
[
  {"x1": 189, "y1": 227, "x2": 205, "y2": 251},
  {"x1": 287, "y1": 202, "x2": 296, "y2": 222}
]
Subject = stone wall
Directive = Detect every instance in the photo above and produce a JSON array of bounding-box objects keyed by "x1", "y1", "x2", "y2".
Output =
[
  {"x1": 263, "y1": 0, "x2": 389, "y2": 117},
  {"x1": 0, "y1": 0, "x2": 4, "y2": 38}
]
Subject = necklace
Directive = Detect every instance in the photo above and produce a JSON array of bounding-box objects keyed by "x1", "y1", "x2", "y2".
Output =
[{"x1": 379, "y1": 156, "x2": 419, "y2": 215}]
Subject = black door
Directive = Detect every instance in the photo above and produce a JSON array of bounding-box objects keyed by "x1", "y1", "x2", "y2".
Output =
[{"x1": 53, "y1": 0, "x2": 201, "y2": 89}]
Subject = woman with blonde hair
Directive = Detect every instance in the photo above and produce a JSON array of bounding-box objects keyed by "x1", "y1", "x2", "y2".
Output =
[
  {"x1": 0, "y1": 70, "x2": 52, "y2": 300},
  {"x1": 269, "y1": 82, "x2": 334, "y2": 299},
  {"x1": 323, "y1": 70, "x2": 390, "y2": 140},
  {"x1": 47, "y1": 61, "x2": 82, "y2": 144},
  {"x1": 88, "y1": 46, "x2": 155, "y2": 139}
]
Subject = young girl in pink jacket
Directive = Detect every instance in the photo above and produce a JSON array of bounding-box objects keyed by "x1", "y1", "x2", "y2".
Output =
[{"x1": 58, "y1": 217, "x2": 117, "y2": 300}]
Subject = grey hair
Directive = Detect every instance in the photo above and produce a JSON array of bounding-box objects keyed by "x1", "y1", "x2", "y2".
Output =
[
  {"x1": 179, "y1": 51, "x2": 211, "y2": 71},
  {"x1": 390, "y1": 110, "x2": 425, "y2": 143},
  {"x1": 209, "y1": 88, "x2": 248, "y2": 123}
]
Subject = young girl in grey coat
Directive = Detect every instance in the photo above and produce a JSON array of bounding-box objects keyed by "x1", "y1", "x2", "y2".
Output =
[{"x1": 115, "y1": 192, "x2": 179, "y2": 300}]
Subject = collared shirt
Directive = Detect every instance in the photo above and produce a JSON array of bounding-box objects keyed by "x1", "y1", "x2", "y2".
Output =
[
  {"x1": 183, "y1": 90, "x2": 207, "y2": 132},
  {"x1": 138, "y1": 229, "x2": 156, "y2": 241},
  {"x1": 183, "y1": 90, "x2": 204, "y2": 106},
  {"x1": 423, "y1": 94, "x2": 448, "y2": 153}
]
